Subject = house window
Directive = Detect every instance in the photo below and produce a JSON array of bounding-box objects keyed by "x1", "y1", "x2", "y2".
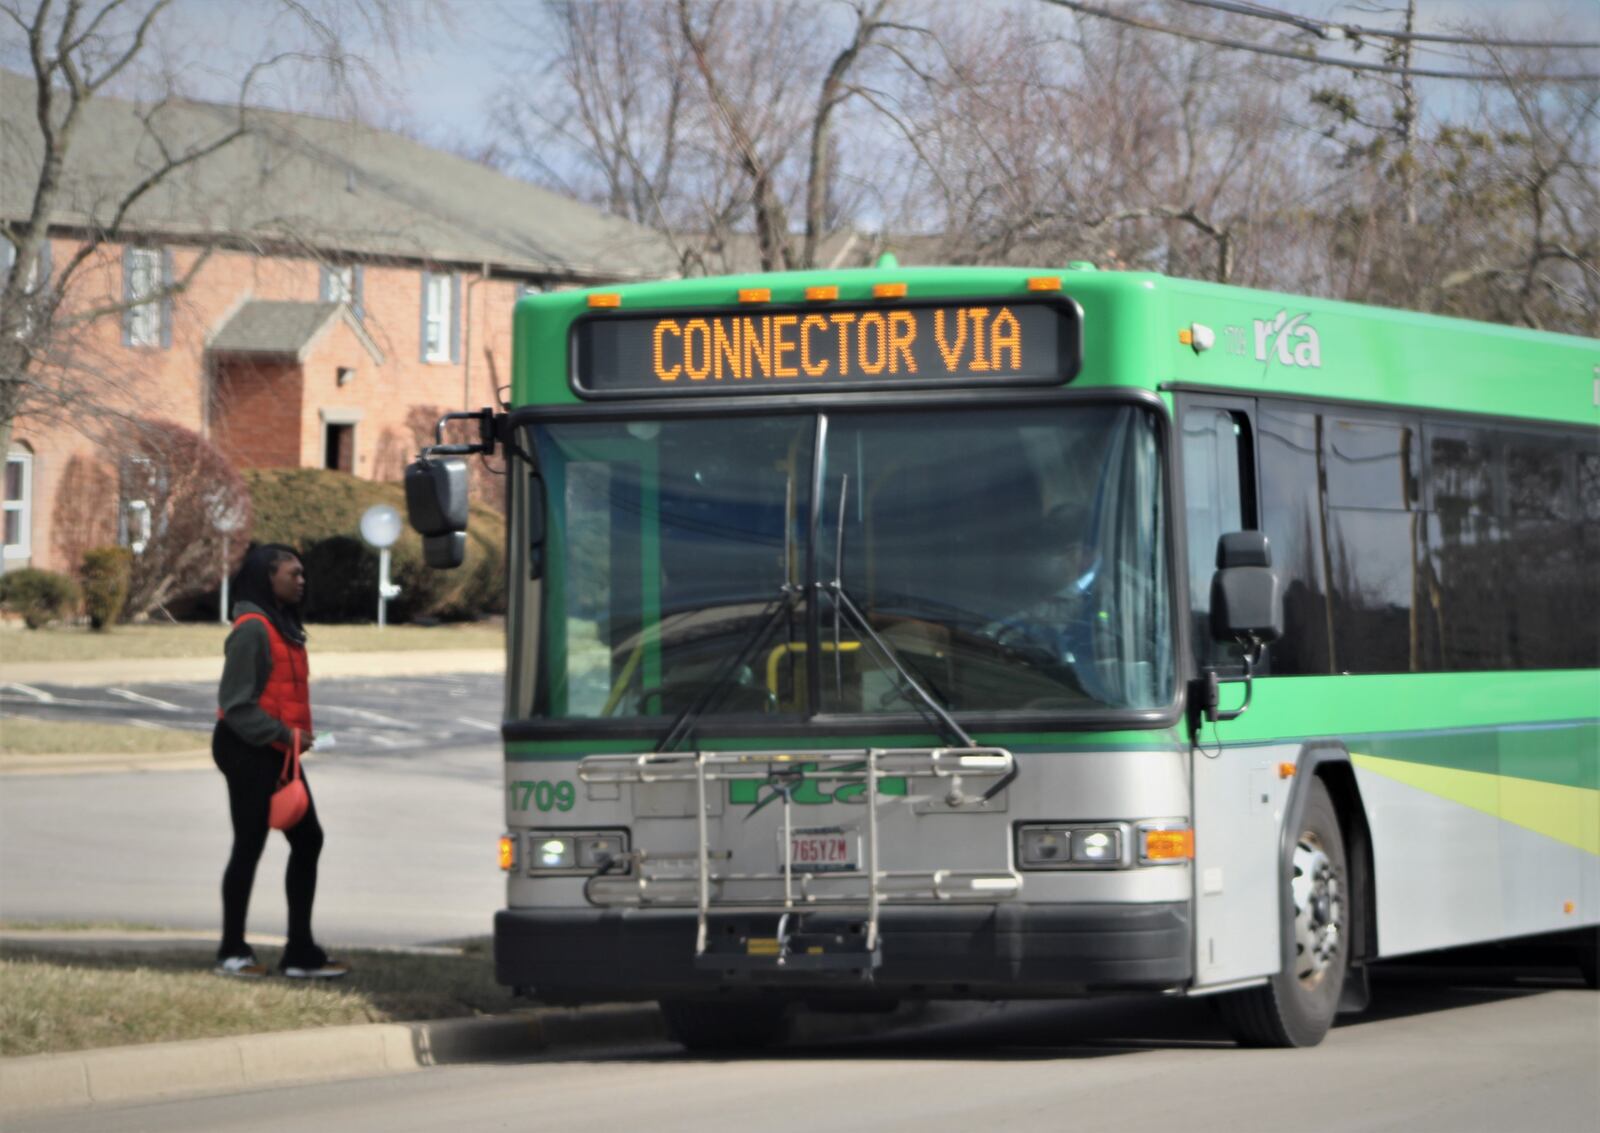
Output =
[
  {"x1": 421, "y1": 271, "x2": 457, "y2": 363},
  {"x1": 327, "y1": 266, "x2": 354, "y2": 304},
  {"x1": 3, "y1": 446, "x2": 33, "y2": 562},
  {"x1": 321, "y1": 263, "x2": 363, "y2": 321},
  {"x1": 4, "y1": 238, "x2": 52, "y2": 338},
  {"x1": 125, "y1": 247, "x2": 165, "y2": 348}
]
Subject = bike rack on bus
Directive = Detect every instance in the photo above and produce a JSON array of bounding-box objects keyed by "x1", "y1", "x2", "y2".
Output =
[{"x1": 577, "y1": 746, "x2": 1020, "y2": 976}]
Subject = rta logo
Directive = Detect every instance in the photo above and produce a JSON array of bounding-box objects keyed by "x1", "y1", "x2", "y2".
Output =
[{"x1": 1254, "y1": 310, "x2": 1322, "y2": 370}]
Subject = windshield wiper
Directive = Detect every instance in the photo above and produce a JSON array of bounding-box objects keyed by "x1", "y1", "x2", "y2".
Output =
[
  {"x1": 656, "y1": 470, "x2": 802, "y2": 753},
  {"x1": 655, "y1": 587, "x2": 798, "y2": 753},
  {"x1": 824, "y1": 582, "x2": 974, "y2": 749},
  {"x1": 822, "y1": 473, "x2": 974, "y2": 751}
]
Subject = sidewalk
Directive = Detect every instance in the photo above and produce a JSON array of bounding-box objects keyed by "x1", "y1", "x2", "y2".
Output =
[{"x1": 0, "y1": 648, "x2": 503, "y2": 688}]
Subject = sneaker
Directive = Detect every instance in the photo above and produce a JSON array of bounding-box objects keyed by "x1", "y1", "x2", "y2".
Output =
[
  {"x1": 215, "y1": 953, "x2": 269, "y2": 979},
  {"x1": 283, "y1": 959, "x2": 349, "y2": 979},
  {"x1": 281, "y1": 944, "x2": 349, "y2": 979}
]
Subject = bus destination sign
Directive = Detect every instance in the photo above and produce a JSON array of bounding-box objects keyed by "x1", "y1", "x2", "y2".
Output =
[{"x1": 571, "y1": 299, "x2": 1081, "y2": 396}]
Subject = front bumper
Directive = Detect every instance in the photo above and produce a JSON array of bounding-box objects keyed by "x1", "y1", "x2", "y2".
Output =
[{"x1": 495, "y1": 903, "x2": 1192, "y2": 1003}]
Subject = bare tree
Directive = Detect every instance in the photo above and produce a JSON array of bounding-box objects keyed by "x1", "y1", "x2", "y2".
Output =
[
  {"x1": 494, "y1": 0, "x2": 915, "y2": 274},
  {"x1": 495, "y1": 0, "x2": 1594, "y2": 332},
  {"x1": 0, "y1": 0, "x2": 416, "y2": 458}
]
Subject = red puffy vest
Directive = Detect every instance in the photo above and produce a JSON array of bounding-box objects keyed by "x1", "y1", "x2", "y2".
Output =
[{"x1": 232, "y1": 612, "x2": 312, "y2": 748}]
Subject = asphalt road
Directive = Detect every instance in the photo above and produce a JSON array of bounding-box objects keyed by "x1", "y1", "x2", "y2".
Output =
[
  {"x1": 0, "y1": 744, "x2": 505, "y2": 946},
  {"x1": 0, "y1": 673, "x2": 504, "y2": 757},
  {"x1": 13, "y1": 971, "x2": 1598, "y2": 1133}
]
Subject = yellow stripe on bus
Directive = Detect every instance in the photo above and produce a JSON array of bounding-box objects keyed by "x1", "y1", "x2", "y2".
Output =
[{"x1": 1351, "y1": 753, "x2": 1600, "y2": 857}]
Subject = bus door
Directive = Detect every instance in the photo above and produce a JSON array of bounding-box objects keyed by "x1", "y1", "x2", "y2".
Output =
[{"x1": 1178, "y1": 395, "x2": 1290, "y2": 987}]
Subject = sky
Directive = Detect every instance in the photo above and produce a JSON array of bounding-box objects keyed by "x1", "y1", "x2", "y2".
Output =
[
  {"x1": 4, "y1": 0, "x2": 1595, "y2": 171},
  {"x1": 393, "y1": 0, "x2": 1600, "y2": 133}
]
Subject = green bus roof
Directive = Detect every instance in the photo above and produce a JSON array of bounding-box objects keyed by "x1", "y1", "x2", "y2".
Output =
[{"x1": 513, "y1": 266, "x2": 1599, "y2": 427}]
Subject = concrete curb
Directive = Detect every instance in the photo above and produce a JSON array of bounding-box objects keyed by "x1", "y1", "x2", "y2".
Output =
[
  {"x1": 0, "y1": 749, "x2": 214, "y2": 776},
  {"x1": 0, "y1": 1005, "x2": 666, "y2": 1117},
  {"x1": 0, "y1": 648, "x2": 504, "y2": 689}
]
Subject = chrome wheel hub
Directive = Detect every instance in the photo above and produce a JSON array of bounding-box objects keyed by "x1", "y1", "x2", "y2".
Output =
[{"x1": 1291, "y1": 834, "x2": 1342, "y2": 986}]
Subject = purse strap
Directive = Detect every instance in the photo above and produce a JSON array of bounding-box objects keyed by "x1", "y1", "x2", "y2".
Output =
[{"x1": 279, "y1": 730, "x2": 302, "y2": 788}]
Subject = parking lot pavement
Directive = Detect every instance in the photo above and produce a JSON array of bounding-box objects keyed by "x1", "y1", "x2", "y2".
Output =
[{"x1": 0, "y1": 673, "x2": 504, "y2": 757}]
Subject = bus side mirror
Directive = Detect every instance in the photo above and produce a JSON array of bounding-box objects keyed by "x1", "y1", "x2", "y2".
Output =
[
  {"x1": 423, "y1": 532, "x2": 467, "y2": 570},
  {"x1": 405, "y1": 458, "x2": 469, "y2": 537},
  {"x1": 1209, "y1": 531, "x2": 1282, "y2": 648},
  {"x1": 406, "y1": 458, "x2": 470, "y2": 572}
]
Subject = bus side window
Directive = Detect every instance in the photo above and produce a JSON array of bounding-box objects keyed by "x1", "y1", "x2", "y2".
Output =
[{"x1": 1181, "y1": 406, "x2": 1253, "y2": 672}]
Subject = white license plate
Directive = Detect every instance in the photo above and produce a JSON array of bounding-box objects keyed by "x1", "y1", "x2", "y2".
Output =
[{"x1": 786, "y1": 828, "x2": 858, "y2": 873}]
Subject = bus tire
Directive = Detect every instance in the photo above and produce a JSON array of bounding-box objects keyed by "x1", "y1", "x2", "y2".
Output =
[
  {"x1": 659, "y1": 998, "x2": 791, "y2": 1052},
  {"x1": 1218, "y1": 778, "x2": 1349, "y2": 1048},
  {"x1": 1576, "y1": 928, "x2": 1599, "y2": 989}
]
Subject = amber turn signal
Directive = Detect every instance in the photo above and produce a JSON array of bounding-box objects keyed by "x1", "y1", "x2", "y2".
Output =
[{"x1": 1142, "y1": 828, "x2": 1194, "y2": 861}]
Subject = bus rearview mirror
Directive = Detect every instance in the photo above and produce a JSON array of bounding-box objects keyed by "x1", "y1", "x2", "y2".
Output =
[
  {"x1": 405, "y1": 458, "x2": 469, "y2": 537},
  {"x1": 423, "y1": 532, "x2": 466, "y2": 570}
]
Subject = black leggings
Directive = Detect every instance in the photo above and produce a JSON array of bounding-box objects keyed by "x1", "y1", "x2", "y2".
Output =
[{"x1": 213, "y1": 722, "x2": 324, "y2": 962}]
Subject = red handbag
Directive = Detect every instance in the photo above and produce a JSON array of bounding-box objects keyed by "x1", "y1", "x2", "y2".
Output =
[{"x1": 268, "y1": 730, "x2": 310, "y2": 831}]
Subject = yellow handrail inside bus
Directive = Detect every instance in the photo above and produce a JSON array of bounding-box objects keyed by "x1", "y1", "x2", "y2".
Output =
[{"x1": 766, "y1": 640, "x2": 861, "y2": 699}]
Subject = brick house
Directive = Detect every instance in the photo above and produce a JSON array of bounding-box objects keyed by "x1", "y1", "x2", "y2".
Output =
[{"x1": 1, "y1": 68, "x2": 676, "y2": 575}]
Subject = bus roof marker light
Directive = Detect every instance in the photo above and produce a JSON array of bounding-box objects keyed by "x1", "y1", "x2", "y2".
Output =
[
  {"x1": 805, "y1": 285, "x2": 839, "y2": 302},
  {"x1": 587, "y1": 292, "x2": 622, "y2": 308},
  {"x1": 738, "y1": 288, "x2": 771, "y2": 304},
  {"x1": 873, "y1": 282, "x2": 907, "y2": 299},
  {"x1": 1027, "y1": 276, "x2": 1061, "y2": 292}
]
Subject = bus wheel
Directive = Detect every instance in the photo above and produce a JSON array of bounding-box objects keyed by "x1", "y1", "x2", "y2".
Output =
[
  {"x1": 1576, "y1": 928, "x2": 1599, "y2": 989},
  {"x1": 1218, "y1": 778, "x2": 1349, "y2": 1048},
  {"x1": 659, "y1": 998, "x2": 791, "y2": 1052}
]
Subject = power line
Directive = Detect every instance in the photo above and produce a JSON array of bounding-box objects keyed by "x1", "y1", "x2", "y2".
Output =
[
  {"x1": 1176, "y1": 0, "x2": 1600, "y2": 50},
  {"x1": 1038, "y1": 0, "x2": 1600, "y2": 81}
]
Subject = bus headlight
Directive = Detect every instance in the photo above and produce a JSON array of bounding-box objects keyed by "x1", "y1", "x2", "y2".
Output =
[
  {"x1": 1017, "y1": 823, "x2": 1153, "y2": 869},
  {"x1": 1073, "y1": 828, "x2": 1121, "y2": 863},
  {"x1": 1018, "y1": 827, "x2": 1071, "y2": 866},
  {"x1": 527, "y1": 830, "x2": 630, "y2": 875},
  {"x1": 536, "y1": 836, "x2": 574, "y2": 870}
]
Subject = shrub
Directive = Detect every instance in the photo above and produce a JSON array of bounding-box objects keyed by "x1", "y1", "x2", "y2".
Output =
[
  {"x1": 0, "y1": 568, "x2": 80, "y2": 629},
  {"x1": 120, "y1": 420, "x2": 254, "y2": 619},
  {"x1": 80, "y1": 546, "x2": 133, "y2": 630},
  {"x1": 245, "y1": 468, "x2": 505, "y2": 623}
]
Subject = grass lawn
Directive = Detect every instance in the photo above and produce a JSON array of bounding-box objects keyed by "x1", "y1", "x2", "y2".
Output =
[
  {"x1": 0, "y1": 717, "x2": 206, "y2": 756},
  {"x1": 0, "y1": 621, "x2": 502, "y2": 664},
  {"x1": 0, "y1": 936, "x2": 521, "y2": 1057}
]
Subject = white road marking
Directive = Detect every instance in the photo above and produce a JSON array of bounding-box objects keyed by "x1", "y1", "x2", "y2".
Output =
[
  {"x1": 453, "y1": 717, "x2": 500, "y2": 732},
  {"x1": 314, "y1": 705, "x2": 419, "y2": 730},
  {"x1": 2, "y1": 683, "x2": 57, "y2": 703},
  {"x1": 108, "y1": 688, "x2": 185, "y2": 711}
]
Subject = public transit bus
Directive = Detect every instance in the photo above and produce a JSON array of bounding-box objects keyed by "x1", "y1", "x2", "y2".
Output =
[{"x1": 406, "y1": 262, "x2": 1599, "y2": 1050}]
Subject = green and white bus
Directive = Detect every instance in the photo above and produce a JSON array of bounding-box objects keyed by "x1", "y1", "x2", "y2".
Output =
[{"x1": 407, "y1": 263, "x2": 1599, "y2": 1049}]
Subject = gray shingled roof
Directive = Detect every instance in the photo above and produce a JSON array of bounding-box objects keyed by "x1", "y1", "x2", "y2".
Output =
[
  {"x1": 208, "y1": 300, "x2": 380, "y2": 363},
  {"x1": 0, "y1": 68, "x2": 677, "y2": 282}
]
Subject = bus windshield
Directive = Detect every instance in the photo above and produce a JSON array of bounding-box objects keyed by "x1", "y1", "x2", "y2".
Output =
[{"x1": 529, "y1": 404, "x2": 1172, "y2": 723}]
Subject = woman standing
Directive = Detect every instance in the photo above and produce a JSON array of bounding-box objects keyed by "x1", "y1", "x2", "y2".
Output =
[{"x1": 213, "y1": 543, "x2": 346, "y2": 979}]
